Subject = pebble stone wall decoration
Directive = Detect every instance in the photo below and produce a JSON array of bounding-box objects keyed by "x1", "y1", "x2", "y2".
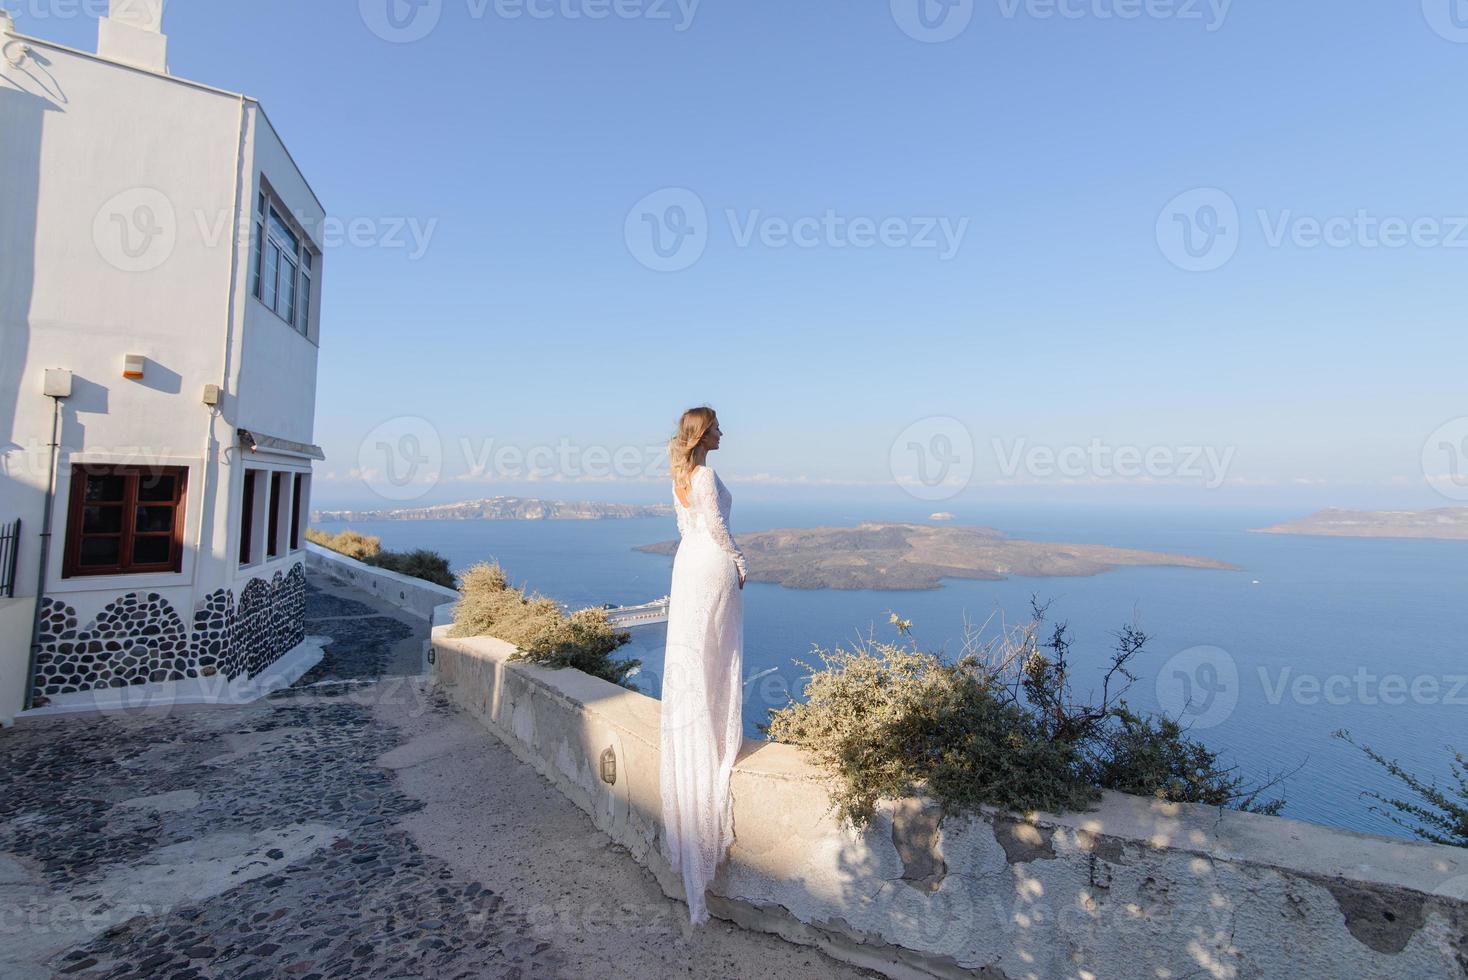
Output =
[{"x1": 31, "y1": 561, "x2": 308, "y2": 702}]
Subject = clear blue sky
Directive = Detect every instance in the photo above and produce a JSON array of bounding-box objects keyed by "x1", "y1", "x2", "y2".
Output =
[{"x1": 24, "y1": 1, "x2": 1468, "y2": 509}]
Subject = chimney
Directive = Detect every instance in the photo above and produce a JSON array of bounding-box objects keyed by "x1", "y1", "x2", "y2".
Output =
[{"x1": 97, "y1": 0, "x2": 168, "y2": 74}]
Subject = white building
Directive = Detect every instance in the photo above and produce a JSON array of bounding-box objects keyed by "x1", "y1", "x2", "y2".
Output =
[{"x1": 0, "y1": 2, "x2": 325, "y2": 723}]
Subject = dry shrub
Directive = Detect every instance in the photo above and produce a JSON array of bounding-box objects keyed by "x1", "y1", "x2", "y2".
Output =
[
  {"x1": 449, "y1": 562, "x2": 638, "y2": 688},
  {"x1": 305, "y1": 527, "x2": 381, "y2": 561},
  {"x1": 766, "y1": 602, "x2": 1285, "y2": 829}
]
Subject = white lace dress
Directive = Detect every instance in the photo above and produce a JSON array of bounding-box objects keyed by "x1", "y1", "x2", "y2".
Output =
[{"x1": 660, "y1": 465, "x2": 746, "y2": 924}]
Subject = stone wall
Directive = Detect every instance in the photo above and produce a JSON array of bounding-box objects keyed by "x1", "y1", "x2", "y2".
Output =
[
  {"x1": 431, "y1": 630, "x2": 1468, "y2": 980},
  {"x1": 305, "y1": 544, "x2": 458, "y2": 625},
  {"x1": 30, "y1": 562, "x2": 307, "y2": 703}
]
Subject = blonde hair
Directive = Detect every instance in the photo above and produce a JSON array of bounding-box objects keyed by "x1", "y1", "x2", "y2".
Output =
[{"x1": 669, "y1": 406, "x2": 717, "y2": 494}]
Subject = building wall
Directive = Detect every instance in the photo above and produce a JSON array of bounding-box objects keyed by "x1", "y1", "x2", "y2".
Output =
[{"x1": 0, "y1": 32, "x2": 323, "y2": 714}]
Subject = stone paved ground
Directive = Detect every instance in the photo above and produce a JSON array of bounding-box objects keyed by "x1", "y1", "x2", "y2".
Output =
[{"x1": 0, "y1": 576, "x2": 877, "y2": 980}]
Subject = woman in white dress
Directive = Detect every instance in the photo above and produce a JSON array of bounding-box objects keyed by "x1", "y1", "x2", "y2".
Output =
[{"x1": 660, "y1": 406, "x2": 746, "y2": 925}]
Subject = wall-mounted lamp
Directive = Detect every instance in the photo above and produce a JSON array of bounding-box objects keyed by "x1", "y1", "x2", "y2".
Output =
[
  {"x1": 43, "y1": 369, "x2": 72, "y2": 399},
  {"x1": 599, "y1": 746, "x2": 617, "y2": 785},
  {"x1": 123, "y1": 354, "x2": 145, "y2": 380}
]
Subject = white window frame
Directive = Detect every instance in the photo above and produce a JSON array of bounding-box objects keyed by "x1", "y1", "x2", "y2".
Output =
[{"x1": 251, "y1": 181, "x2": 319, "y2": 338}]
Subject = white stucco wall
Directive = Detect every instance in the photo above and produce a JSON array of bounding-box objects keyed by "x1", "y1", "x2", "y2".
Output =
[
  {"x1": 431, "y1": 631, "x2": 1468, "y2": 980},
  {"x1": 0, "y1": 22, "x2": 324, "y2": 711}
]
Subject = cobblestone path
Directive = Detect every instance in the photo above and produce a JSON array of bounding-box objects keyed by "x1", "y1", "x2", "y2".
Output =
[{"x1": 0, "y1": 576, "x2": 876, "y2": 980}]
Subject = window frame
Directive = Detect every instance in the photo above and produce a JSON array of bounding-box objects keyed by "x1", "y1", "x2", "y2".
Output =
[
  {"x1": 251, "y1": 181, "x2": 319, "y2": 339},
  {"x1": 62, "y1": 465, "x2": 188, "y2": 578}
]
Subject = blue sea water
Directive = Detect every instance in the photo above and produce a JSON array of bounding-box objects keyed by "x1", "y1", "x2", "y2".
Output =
[{"x1": 338, "y1": 502, "x2": 1468, "y2": 841}]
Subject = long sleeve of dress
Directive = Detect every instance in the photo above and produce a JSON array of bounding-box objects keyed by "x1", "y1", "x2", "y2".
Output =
[{"x1": 691, "y1": 467, "x2": 747, "y2": 578}]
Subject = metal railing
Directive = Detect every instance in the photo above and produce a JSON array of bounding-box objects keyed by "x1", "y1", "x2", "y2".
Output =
[{"x1": 0, "y1": 518, "x2": 19, "y2": 599}]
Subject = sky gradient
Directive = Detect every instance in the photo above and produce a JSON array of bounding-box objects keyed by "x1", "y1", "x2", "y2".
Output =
[{"x1": 19, "y1": 1, "x2": 1468, "y2": 509}]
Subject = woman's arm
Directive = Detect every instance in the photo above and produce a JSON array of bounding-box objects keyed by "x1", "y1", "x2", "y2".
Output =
[{"x1": 692, "y1": 467, "x2": 747, "y2": 584}]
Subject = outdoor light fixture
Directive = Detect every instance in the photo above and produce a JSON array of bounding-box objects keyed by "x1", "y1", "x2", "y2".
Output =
[
  {"x1": 43, "y1": 369, "x2": 73, "y2": 398},
  {"x1": 123, "y1": 354, "x2": 145, "y2": 380},
  {"x1": 599, "y1": 746, "x2": 617, "y2": 785}
]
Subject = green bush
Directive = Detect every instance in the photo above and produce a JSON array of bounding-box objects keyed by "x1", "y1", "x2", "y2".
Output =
[
  {"x1": 1335, "y1": 732, "x2": 1467, "y2": 848},
  {"x1": 365, "y1": 548, "x2": 456, "y2": 589},
  {"x1": 449, "y1": 562, "x2": 639, "y2": 689},
  {"x1": 765, "y1": 603, "x2": 1284, "y2": 829}
]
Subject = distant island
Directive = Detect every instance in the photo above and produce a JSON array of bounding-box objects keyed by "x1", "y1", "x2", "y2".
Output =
[
  {"x1": 1253, "y1": 507, "x2": 1468, "y2": 541},
  {"x1": 313, "y1": 497, "x2": 673, "y2": 523},
  {"x1": 929, "y1": 512, "x2": 956, "y2": 521},
  {"x1": 636, "y1": 522, "x2": 1237, "y2": 590}
]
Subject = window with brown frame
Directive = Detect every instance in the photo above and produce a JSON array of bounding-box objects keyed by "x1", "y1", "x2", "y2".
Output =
[{"x1": 63, "y1": 465, "x2": 187, "y2": 578}]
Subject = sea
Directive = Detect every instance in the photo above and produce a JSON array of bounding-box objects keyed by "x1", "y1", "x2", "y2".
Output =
[{"x1": 334, "y1": 502, "x2": 1467, "y2": 842}]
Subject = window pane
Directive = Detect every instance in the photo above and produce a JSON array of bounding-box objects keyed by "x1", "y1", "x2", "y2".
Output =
[
  {"x1": 303, "y1": 250, "x2": 313, "y2": 271},
  {"x1": 290, "y1": 474, "x2": 304, "y2": 549},
  {"x1": 251, "y1": 225, "x2": 264, "y2": 298},
  {"x1": 298, "y1": 268, "x2": 311, "y2": 334},
  {"x1": 281, "y1": 257, "x2": 297, "y2": 325},
  {"x1": 240, "y1": 470, "x2": 257, "y2": 565},
  {"x1": 263, "y1": 242, "x2": 279, "y2": 310},
  {"x1": 79, "y1": 537, "x2": 120, "y2": 567},
  {"x1": 268, "y1": 210, "x2": 300, "y2": 255},
  {"x1": 267, "y1": 472, "x2": 283, "y2": 557},
  {"x1": 84, "y1": 473, "x2": 125, "y2": 502},
  {"x1": 137, "y1": 473, "x2": 177, "y2": 502},
  {"x1": 132, "y1": 535, "x2": 170, "y2": 565},
  {"x1": 135, "y1": 506, "x2": 174, "y2": 533},
  {"x1": 83, "y1": 505, "x2": 123, "y2": 534}
]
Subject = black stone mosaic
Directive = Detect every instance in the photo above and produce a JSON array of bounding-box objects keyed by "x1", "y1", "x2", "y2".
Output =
[
  {"x1": 33, "y1": 562, "x2": 311, "y2": 702},
  {"x1": 31, "y1": 593, "x2": 190, "y2": 698}
]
